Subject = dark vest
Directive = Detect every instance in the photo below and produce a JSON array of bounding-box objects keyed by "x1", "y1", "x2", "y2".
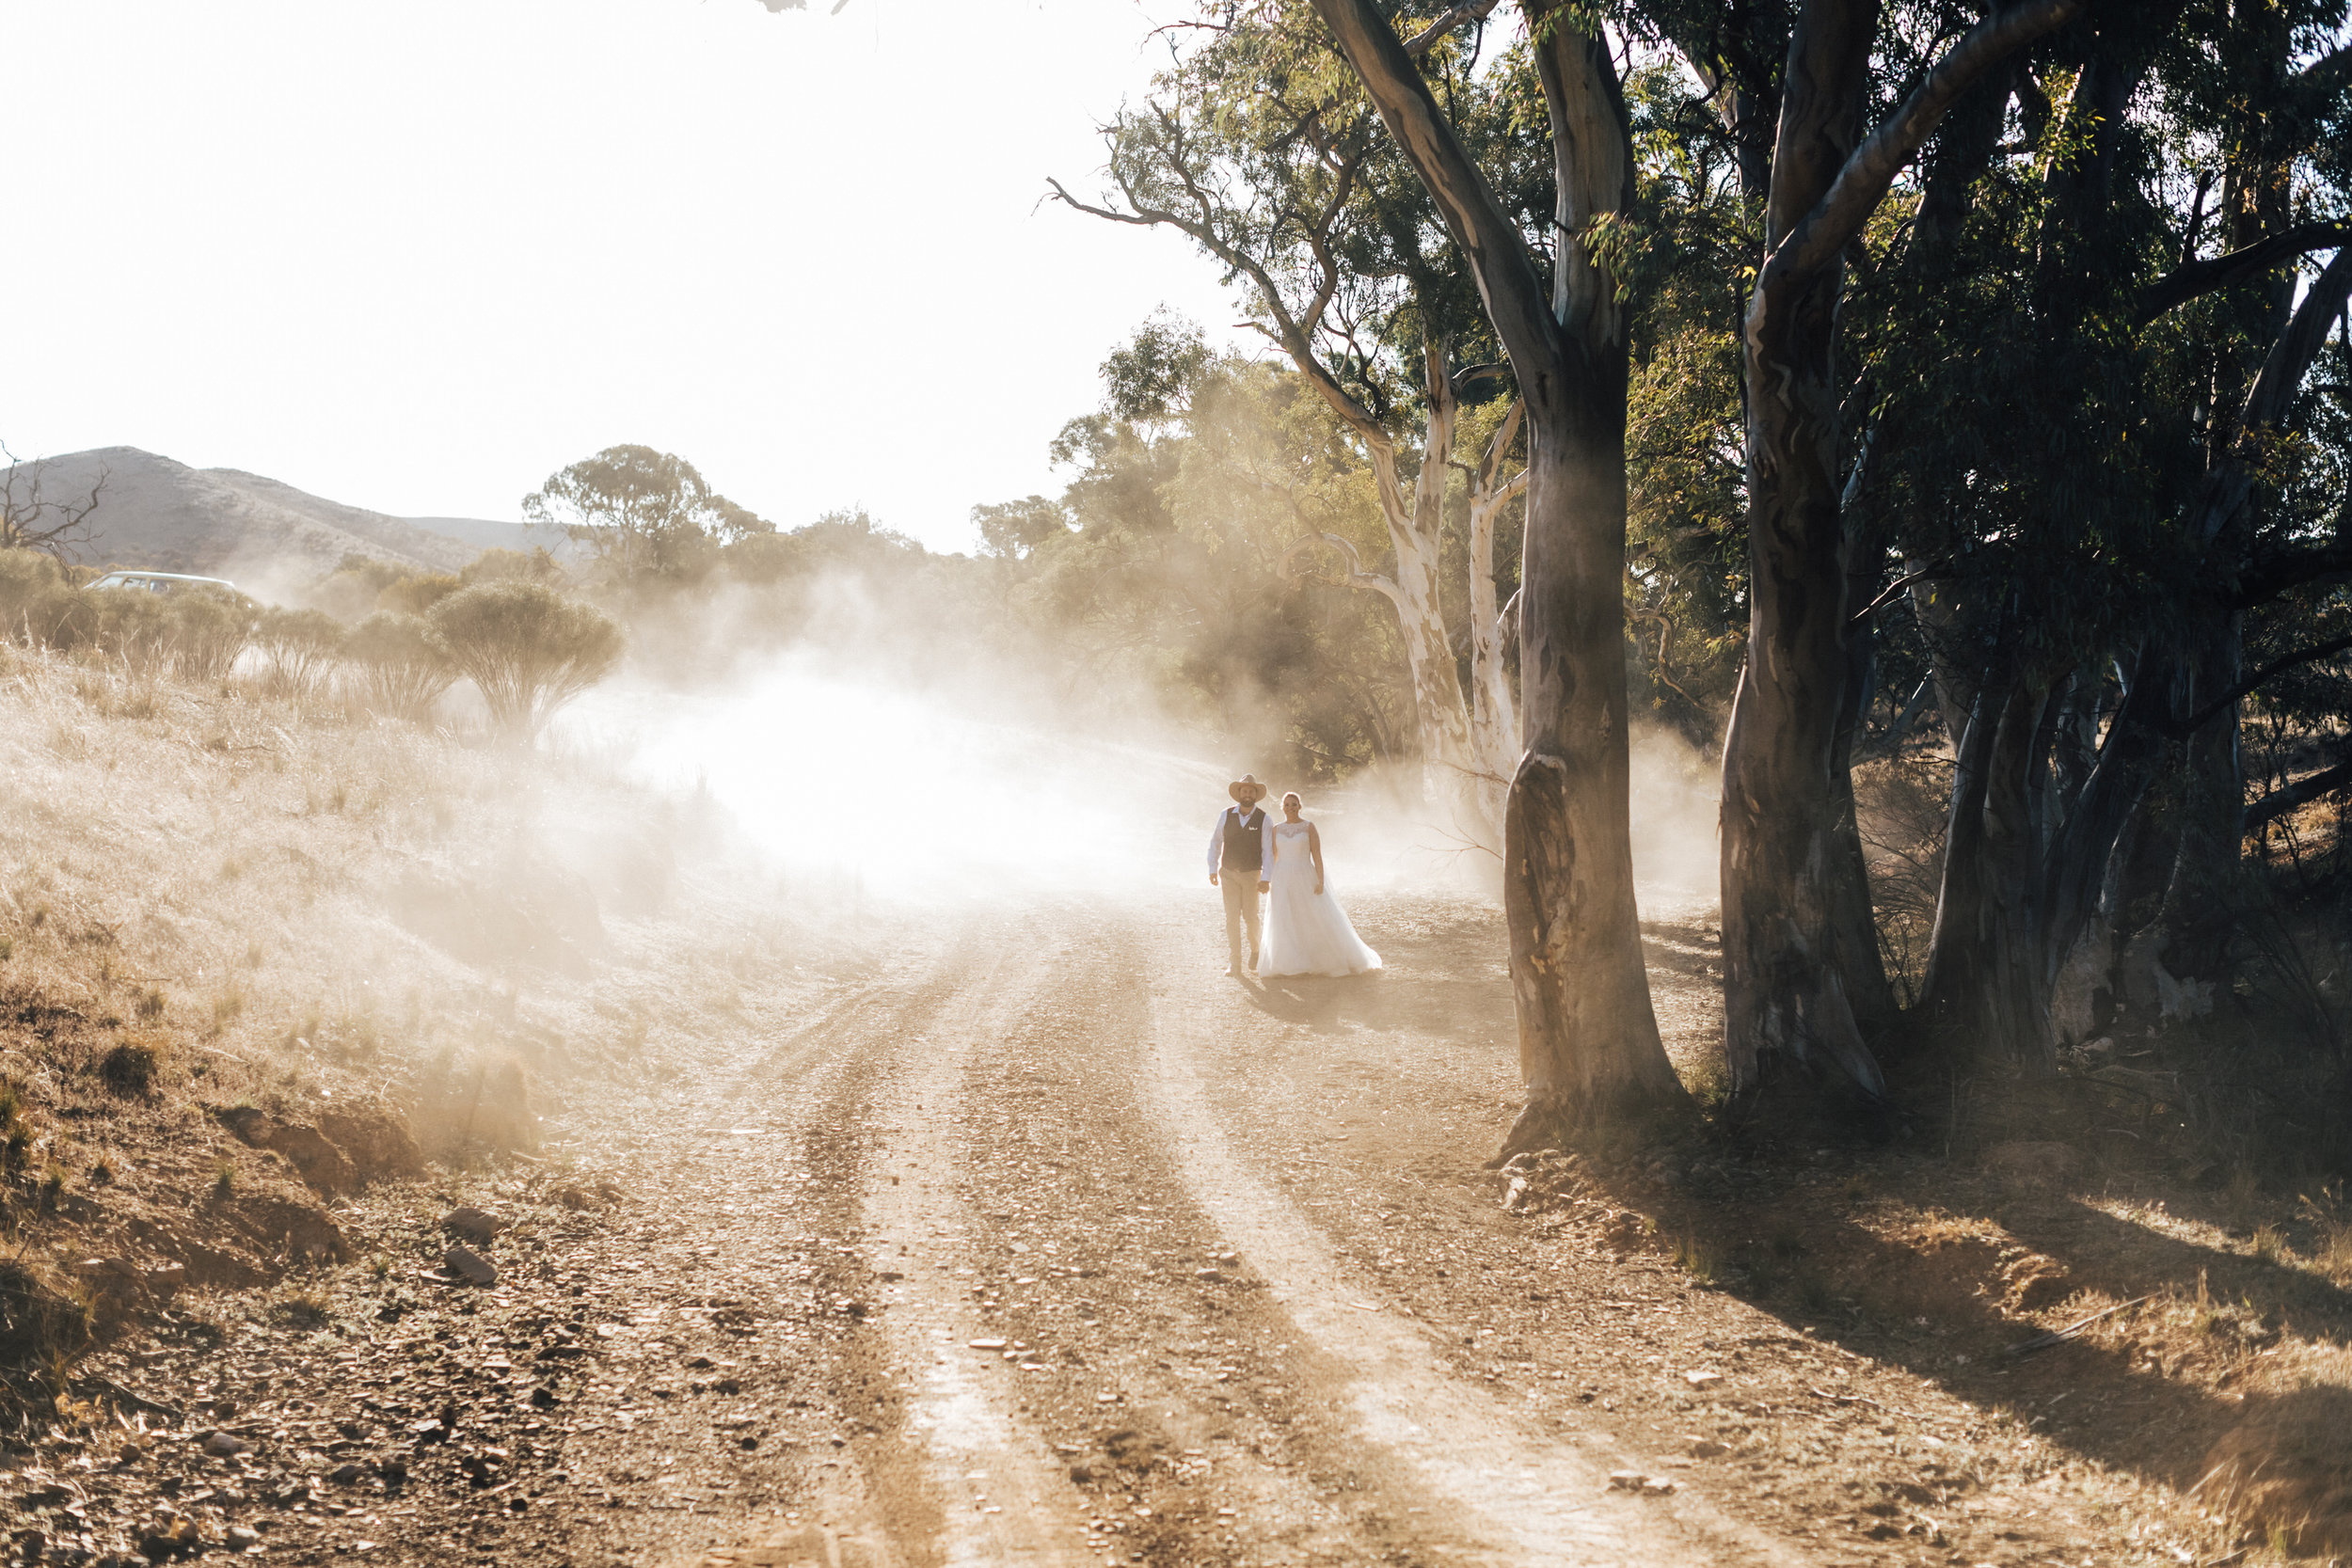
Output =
[{"x1": 1221, "y1": 806, "x2": 1265, "y2": 871}]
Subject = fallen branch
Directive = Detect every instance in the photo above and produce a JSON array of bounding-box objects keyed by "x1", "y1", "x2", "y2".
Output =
[{"x1": 2005, "y1": 1293, "x2": 2154, "y2": 1357}]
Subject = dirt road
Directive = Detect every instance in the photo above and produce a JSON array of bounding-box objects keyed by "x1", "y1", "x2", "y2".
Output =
[
  {"x1": 529, "y1": 892, "x2": 1758, "y2": 1568},
  {"x1": 108, "y1": 892, "x2": 2213, "y2": 1567}
]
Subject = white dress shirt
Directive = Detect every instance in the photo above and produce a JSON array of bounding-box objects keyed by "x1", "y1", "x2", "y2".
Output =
[{"x1": 1207, "y1": 805, "x2": 1272, "y2": 879}]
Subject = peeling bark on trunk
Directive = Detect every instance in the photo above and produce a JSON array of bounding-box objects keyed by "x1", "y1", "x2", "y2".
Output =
[
  {"x1": 1388, "y1": 353, "x2": 1490, "y2": 831},
  {"x1": 1719, "y1": 0, "x2": 1882, "y2": 1097},
  {"x1": 1312, "y1": 0, "x2": 1685, "y2": 1142},
  {"x1": 1291, "y1": 340, "x2": 1490, "y2": 839}
]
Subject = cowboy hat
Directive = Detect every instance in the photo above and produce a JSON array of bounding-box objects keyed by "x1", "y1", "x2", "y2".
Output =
[{"x1": 1229, "y1": 773, "x2": 1267, "y2": 803}]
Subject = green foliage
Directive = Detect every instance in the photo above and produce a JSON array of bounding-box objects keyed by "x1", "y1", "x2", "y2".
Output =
[
  {"x1": 971, "y1": 496, "x2": 1071, "y2": 562},
  {"x1": 723, "y1": 507, "x2": 922, "y2": 587},
  {"x1": 426, "y1": 580, "x2": 625, "y2": 740},
  {"x1": 1013, "y1": 326, "x2": 1419, "y2": 777},
  {"x1": 1100, "y1": 310, "x2": 1213, "y2": 424}
]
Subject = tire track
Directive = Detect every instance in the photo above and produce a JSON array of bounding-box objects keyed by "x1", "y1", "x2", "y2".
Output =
[
  {"x1": 1143, "y1": 919, "x2": 1806, "y2": 1568},
  {"x1": 885, "y1": 905, "x2": 1498, "y2": 1566},
  {"x1": 848, "y1": 918, "x2": 1098, "y2": 1568}
]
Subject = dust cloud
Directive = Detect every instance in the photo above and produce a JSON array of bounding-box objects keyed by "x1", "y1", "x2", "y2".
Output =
[
  {"x1": 565, "y1": 651, "x2": 1221, "y2": 900},
  {"x1": 1625, "y1": 725, "x2": 1721, "y2": 921},
  {"x1": 559, "y1": 603, "x2": 1724, "y2": 921}
]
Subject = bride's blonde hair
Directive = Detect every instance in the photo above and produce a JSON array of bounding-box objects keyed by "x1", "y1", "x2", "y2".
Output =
[{"x1": 1281, "y1": 791, "x2": 1303, "y2": 810}]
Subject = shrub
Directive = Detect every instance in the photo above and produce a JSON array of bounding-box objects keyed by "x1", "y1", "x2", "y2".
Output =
[
  {"x1": 254, "y1": 606, "x2": 344, "y2": 698},
  {"x1": 89, "y1": 587, "x2": 177, "y2": 679},
  {"x1": 342, "y1": 610, "x2": 456, "y2": 721},
  {"x1": 0, "y1": 548, "x2": 91, "y2": 649},
  {"x1": 427, "y1": 580, "x2": 624, "y2": 740},
  {"x1": 168, "y1": 586, "x2": 257, "y2": 683},
  {"x1": 460, "y1": 546, "x2": 563, "y2": 586},
  {"x1": 100, "y1": 1039, "x2": 159, "y2": 1096},
  {"x1": 380, "y1": 572, "x2": 461, "y2": 616}
]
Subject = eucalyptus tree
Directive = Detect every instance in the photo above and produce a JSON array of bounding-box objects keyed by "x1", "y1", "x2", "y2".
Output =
[
  {"x1": 1698, "y1": 0, "x2": 2082, "y2": 1098},
  {"x1": 1049, "y1": 10, "x2": 1535, "y2": 832},
  {"x1": 1856, "y1": 1, "x2": 2352, "y2": 1060},
  {"x1": 1309, "y1": 0, "x2": 1690, "y2": 1143},
  {"x1": 993, "y1": 316, "x2": 1422, "y2": 777},
  {"x1": 523, "y1": 446, "x2": 772, "y2": 583}
]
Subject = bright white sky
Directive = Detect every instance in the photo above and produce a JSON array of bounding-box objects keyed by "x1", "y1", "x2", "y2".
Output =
[{"x1": 0, "y1": 1, "x2": 1246, "y2": 553}]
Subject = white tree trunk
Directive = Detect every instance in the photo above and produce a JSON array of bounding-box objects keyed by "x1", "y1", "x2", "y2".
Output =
[
  {"x1": 1292, "y1": 337, "x2": 1497, "y2": 847},
  {"x1": 1466, "y1": 401, "x2": 1527, "y2": 811}
]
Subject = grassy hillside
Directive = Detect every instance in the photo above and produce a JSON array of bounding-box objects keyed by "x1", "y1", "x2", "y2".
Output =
[
  {"x1": 4, "y1": 448, "x2": 515, "y2": 578},
  {"x1": 0, "y1": 637, "x2": 834, "y2": 1397}
]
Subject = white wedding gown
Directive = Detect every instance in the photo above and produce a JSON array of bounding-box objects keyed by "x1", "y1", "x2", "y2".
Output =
[{"x1": 1261, "y1": 820, "x2": 1382, "y2": 977}]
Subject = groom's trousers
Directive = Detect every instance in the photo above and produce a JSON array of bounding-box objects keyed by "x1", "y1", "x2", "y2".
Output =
[{"x1": 1221, "y1": 871, "x2": 1263, "y2": 967}]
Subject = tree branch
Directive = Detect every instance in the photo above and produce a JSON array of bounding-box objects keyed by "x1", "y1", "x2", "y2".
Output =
[
  {"x1": 1765, "y1": 0, "x2": 2081, "y2": 289},
  {"x1": 1309, "y1": 0, "x2": 1566, "y2": 397},
  {"x1": 1402, "y1": 0, "x2": 1502, "y2": 57},
  {"x1": 1279, "y1": 531, "x2": 1406, "y2": 608},
  {"x1": 0, "y1": 445, "x2": 107, "y2": 561},
  {"x1": 1849, "y1": 565, "x2": 1946, "y2": 625},
  {"x1": 2134, "y1": 221, "x2": 2352, "y2": 327},
  {"x1": 2151, "y1": 633, "x2": 2352, "y2": 737},
  {"x1": 2248, "y1": 755, "x2": 2352, "y2": 830},
  {"x1": 2242, "y1": 244, "x2": 2352, "y2": 436},
  {"x1": 2234, "y1": 541, "x2": 2352, "y2": 607},
  {"x1": 1475, "y1": 397, "x2": 1525, "y2": 496},
  {"x1": 1045, "y1": 163, "x2": 1392, "y2": 454}
]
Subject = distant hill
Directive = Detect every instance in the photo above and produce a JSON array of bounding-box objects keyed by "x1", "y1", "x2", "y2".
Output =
[
  {"x1": 401, "y1": 515, "x2": 570, "y2": 557},
  {"x1": 0, "y1": 447, "x2": 561, "y2": 581}
]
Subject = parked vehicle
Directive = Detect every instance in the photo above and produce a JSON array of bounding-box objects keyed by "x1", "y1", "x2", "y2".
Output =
[{"x1": 87, "y1": 570, "x2": 239, "y2": 595}]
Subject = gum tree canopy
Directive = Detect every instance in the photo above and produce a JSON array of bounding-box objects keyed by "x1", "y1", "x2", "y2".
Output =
[
  {"x1": 524, "y1": 446, "x2": 772, "y2": 582},
  {"x1": 1050, "y1": 12, "x2": 1535, "y2": 836}
]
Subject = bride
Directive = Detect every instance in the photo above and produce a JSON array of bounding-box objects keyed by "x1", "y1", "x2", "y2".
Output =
[{"x1": 1261, "y1": 792, "x2": 1382, "y2": 978}]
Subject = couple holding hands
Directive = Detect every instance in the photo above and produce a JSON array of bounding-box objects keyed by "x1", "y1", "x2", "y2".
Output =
[{"x1": 1206, "y1": 774, "x2": 1382, "y2": 980}]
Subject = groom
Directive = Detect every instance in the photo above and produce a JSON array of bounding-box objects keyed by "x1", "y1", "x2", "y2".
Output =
[{"x1": 1207, "y1": 773, "x2": 1272, "y2": 976}]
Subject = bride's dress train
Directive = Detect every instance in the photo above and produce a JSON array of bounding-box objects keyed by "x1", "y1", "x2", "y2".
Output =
[{"x1": 1261, "y1": 821, "x2": 1381, "y2": 977}]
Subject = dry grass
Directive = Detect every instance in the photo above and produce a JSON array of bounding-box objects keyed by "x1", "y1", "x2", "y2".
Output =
[
  {"x1": 0, "y1": 641, "x2": 716, "y2": 1142},
  {"x1": 0, "y1": 640, "x2": 837, "y2": 1402},
  {"x1": 2296, "y1": 1181, "x2": 2352, "y2": 1286}
]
